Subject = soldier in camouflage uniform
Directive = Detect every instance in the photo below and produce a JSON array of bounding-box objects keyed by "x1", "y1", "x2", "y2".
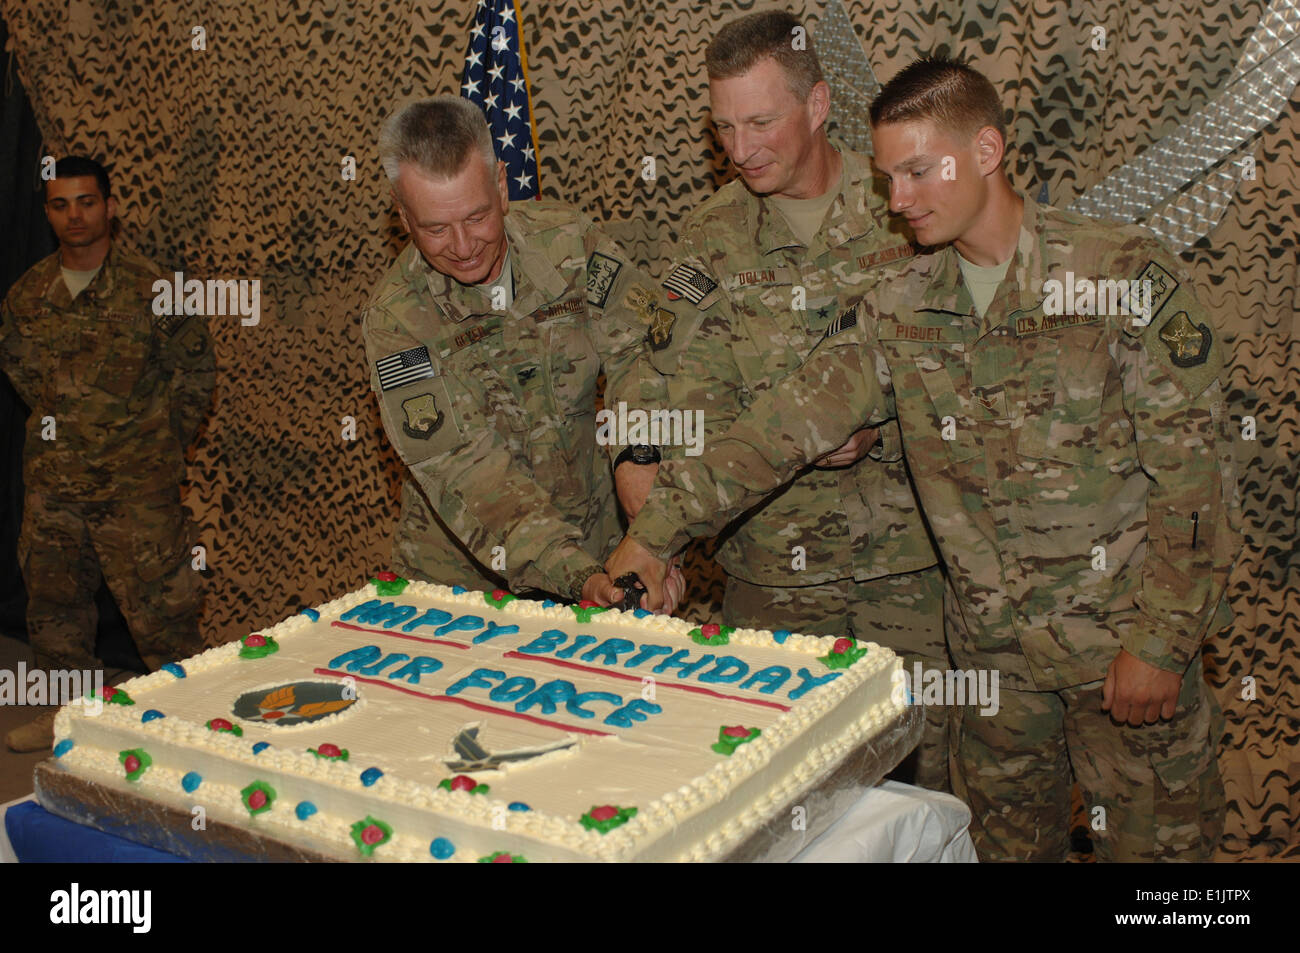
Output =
[
  {"x1": 1, "y1": 157, "x2": 213, "y2": 751},
  {"x1": 614, "y1": 12, "x2": 948, "y2": 789},
  {"x1": 609, "y1": 58, "x2": 1239, "y2": 861},
  {"x1": 363, "y1": 97, "x2": 666, "y2": 606}
]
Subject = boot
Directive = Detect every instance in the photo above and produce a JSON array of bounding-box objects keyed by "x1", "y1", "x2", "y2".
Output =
[{"x1": 5, "y1": 708, "x2": 58, "y2": 753}]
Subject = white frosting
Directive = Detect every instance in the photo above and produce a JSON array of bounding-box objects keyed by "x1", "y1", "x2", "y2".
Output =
[{"x1": 51, "y1": 581, "x2": 907, "y2": 861}]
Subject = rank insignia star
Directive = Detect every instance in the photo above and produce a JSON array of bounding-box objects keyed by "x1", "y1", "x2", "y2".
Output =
[
  {"x1": 1158, "y1": 310, "x2": 1211, "y2": 367},
  {"x1": 401, "y1": 392, "x2": 445, "y2": 439}
]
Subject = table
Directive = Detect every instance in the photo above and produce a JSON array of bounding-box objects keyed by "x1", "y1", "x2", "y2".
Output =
[{"x1": 2, "y1": 783, "x2": 976, "y2": 862}]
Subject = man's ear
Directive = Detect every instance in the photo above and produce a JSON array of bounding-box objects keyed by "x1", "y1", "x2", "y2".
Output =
[
  {"x1": 392, "y1": 188, "x2": 410, "y2": 233},
  {"x1": 807, "y1": 80, "x2": 832, "y2": 132},
  {"x1": 974, "y1": 126, "x2": 1006, "y2": 177},
  {"x1": 496, "y1": 160, "x2": 510, "y2": 213},
  {"x1": 106, "y1": 196, "x2": 119, "y2": 222}
]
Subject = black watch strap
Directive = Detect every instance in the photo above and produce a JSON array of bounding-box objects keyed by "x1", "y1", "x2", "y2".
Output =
[{"x1": 615, "y1": 444, "x2": 662, "y2": 467}]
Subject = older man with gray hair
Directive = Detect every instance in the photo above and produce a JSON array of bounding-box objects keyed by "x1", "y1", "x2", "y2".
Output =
[{"x1": 363, "y1": 96, "x2": 676, "y2": 608}]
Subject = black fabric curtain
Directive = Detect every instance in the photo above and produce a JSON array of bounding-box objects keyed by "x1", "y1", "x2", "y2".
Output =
[{"x1": 1, "y1": 14, "x2": 138, "y2": 669}]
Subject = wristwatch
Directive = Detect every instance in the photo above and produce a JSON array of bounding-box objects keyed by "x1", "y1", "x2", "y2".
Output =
[{"x1": 614, "y1": 444, "x2": 662, "y2": 467}]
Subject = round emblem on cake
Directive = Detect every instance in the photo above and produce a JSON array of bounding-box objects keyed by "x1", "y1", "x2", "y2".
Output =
[{"x1": 231, "y1": 680, "x2": 359, "y2": 728}]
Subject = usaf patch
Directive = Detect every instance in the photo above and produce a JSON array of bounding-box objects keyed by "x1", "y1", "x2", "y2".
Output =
[
  {"x1": 401, "y1": 392, "x2": 445, "y2": 440},
  {"x1": 377, "y1": 345, "x2": 436, "y2": 392},
  {"x1": 1136, "y1": 260, "x2": 1178, "y2": 323},
  {"x1": 662, "y1": 263, "x2": 718, "y2": 305},
  {"x1": 646, "y1": 308, "x2": 677, "y2": 351},
  {"x1": 1158, "y1": 310, "x2": 1212, "y2": 367},
  {"x1": 587, "y1": 252, "x2": 623, "y2": 308},
  {"x1": 824, "y1": 305, "x2": 858, "y2": 338}
]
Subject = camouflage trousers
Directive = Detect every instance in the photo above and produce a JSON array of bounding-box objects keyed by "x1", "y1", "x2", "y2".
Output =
[
  {"x1": 723, "y1": 565, "x2": 951, "y2": 792},
  {"x1": 950, "y1": 654, "x2": 1225, "y2": 862},
  {"x1": 17, "y1": 488, "x2": 204, "y2": 674}
]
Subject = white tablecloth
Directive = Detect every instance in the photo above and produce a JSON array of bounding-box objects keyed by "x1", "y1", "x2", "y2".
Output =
[{"x1": 2, "y1": 782, "x2": 976, "y2": 863}]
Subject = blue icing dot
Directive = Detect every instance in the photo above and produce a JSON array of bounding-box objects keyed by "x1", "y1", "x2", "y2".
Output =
[
  {"x1": 542, "y1": 600, "x2": 557, "y2": 608},
  {"x1": 360, "y1": 767, "x2": 383, "y2": 787},
  {"x1": 252, "y1": 741, "x2": 270, "y2": 754},
  {"x1": 772, "y1": 630, "x2": 792, "y2": 644},
  {"x1": 452, "y1": 586, "x2": 467, "y2": 595},
  {"x1": 161, "y1": 662, "x2": 186, "y2": 678},
  {"x1": 430, "y1": 837, "x2": 455, "y2": 859},
  {"x1": 141, "y1": 709, "x2": 165, "y2": 722},
  {"x1": 508, "y1": 802, "x2": 531, "y2": 812},
  {"x1": 53, "y1": 739, "x2": 74, "y2": 758},
  {"x1": 632, "y1": 608, "x2": 651, "y2": 619},
  {"x1": 300, "y1": 608, "x2": 320, "y2": 621},
  {"x1": 181, "y1": 772, "x2": 202, "y2": 793},
  {"x1": 296, "y1": 801, "x2": 317, "y2": 821}
]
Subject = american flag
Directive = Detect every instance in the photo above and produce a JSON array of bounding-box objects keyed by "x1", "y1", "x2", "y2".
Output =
[
  {"x1": 461, "y1": 0, "x2": 541, "y2": 200},
  {"x1": 376, "y1": 345, "x2": 436, "y2": 392}
]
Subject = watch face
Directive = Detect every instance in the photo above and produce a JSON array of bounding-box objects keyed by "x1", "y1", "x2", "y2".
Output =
[{"x1": 631, "y1": 445, "x2": 658, "y2": 465}]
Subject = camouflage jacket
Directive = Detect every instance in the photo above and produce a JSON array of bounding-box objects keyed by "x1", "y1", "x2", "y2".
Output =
[
  {"x1": 631, "y1": 196, "x2": 1242, "y2": 690},
  {"x1": 0, "y1": 244, "x2": 215, "y2": 499},
  {"x1": 363, "y1": 199, "x2": 651, "y2": 600},
  {"x1": 629, "y1": 147, "x2": 937, "y2": 585}
]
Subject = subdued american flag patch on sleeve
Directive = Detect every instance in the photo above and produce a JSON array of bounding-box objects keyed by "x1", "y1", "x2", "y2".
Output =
[
  {"x1": 825, "y1": 305, "x2": 858, "y2": 338},
  {"x1": 376, "y1": 345, "x2": 436, "y2": 391},
  {"x1": 662, "y1": 263, "x2": 718, "y2": 304}
]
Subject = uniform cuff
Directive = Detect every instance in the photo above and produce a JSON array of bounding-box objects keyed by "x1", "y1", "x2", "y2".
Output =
[
  {"x1": 868, "y1": 420, "x2": 904, "y2": 463},
  {"x1": 548, "y1": 546, "x2": 604, "y2": 602},
  {"x1": 627, "y1": 496, "x2": 690, "y2": 559},
  {"x1": 1118, "y1": 612, "x2": 1199, "y2": 675}
]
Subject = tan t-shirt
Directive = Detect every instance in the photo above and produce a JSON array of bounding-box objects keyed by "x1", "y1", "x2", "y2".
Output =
[
  {"x1": 956, "y1": 252, "x2": 1012, "y2": 319},
  {"x1": 61, "y1": 266, "x2": 102, "y2": 299},
  {"x1": 767, "y1": 167, "x2": 845, "y2": 246}
]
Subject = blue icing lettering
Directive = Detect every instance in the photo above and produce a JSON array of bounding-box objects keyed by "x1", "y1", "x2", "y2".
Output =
[
  {"x1": 698, "y1": 657, "x2": 749, "y2": 684},
  {"x1": 434, "y1": 614, "x2": 485, "y2": 638},
  {"x1": 567, "y1": 691, "x2": 623, "y2": 719},
  {"x1": 623, "y1": 644, "x2": 672, "y2": 668},
  {"x1": 53, "y1": 739, "x2": 74, "y2": 758},
  {"x1": 380, "y1": 605, "x2": 417, "y2": 628},
  {"x1": 402, "y1": 607, "x2": 453, "y2": 632},
  {"x1": 339, "y1": 600, "x2": 415, "y2": 628},
  {"x1": 161, "y1": 662, "x2": 186, "y2": 678},
  {"x1": 554, "y1": 633, "x2": 596, "y2": 659},
  {"x1": 772, "y1": 629, "x2": 791, "y2": 644},
  {"x1": 356, "y1": 652, "x2": 410, "y2": 676},
  {"x1": 181, "y1": 771, "x2": 202, "y2": 793},
  {"x1": 515, "y1": 679, "x2": 576, "y2": 716},
  {"x1": 603, "y1": 698, "x2": 662, "y2": 727},
  {"x1": 360, "y1": 767, "x2": 383, "y2": 786},
  {"x1": 653, "y1": 649, "x2": 715, "y2": 679},
  {"x1": 339, "y1": 599, "x2": 381, "y2": 622},
  {"x1": 579, "y1": 638, "x2": 636, "y2": 666},
  {"x1": 445, "y1": 668, "x2": 504, "y2": 695},
  {"x1": 300, "y1": 608, "x2": 320, "y2": 621},
  {"x1": 518, "y1": 629, "x2": 567, "y2": 655},
  {"x1": 328, "y1": 645, "x2": 382, "y2": 671},
  {"x1": 489, "y1": 676, "x2": 536, "y2": 703},
  {"x1": 472, "y1": 621, "x2": 519, "y2": 644},
  {"x1": 141, "y1": 709, "x2": 165, "y2": 722},
  {"x1": 739, "y1": 665, "x2": 791, "y2": 695},
  {"x1": 788, "y1": 666, "x2": 841, "y2": 700},
  {"x1": 431, "y1": 837, "x2": 455, "y2": 859},
  {"x1": 296, "y1": 801, "x2": 317, "y2": 820},
  {"x1": 508, "y1": 802, "x2": 531, "y2": 812},
  {"x1": 252, "y1": 742, "x2": 270, "y2": 754},
  {"x1": 388, "y1": 656, "x2": 444, "y2": 684}
]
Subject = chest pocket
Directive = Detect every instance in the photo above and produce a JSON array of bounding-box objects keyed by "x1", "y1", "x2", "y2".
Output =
[
  {"x1": 880, "y1": 316, "x2": 980, "y2": 475},
  {"x1": 90, "y1": 310, "x2": 153, "y2": 399},
  {"x1": 542, "y1": 315, "x2": 599, "y2": 419},
  {"x1": 1016, "y1": 328, "x2": 1108, "y2": 466}
]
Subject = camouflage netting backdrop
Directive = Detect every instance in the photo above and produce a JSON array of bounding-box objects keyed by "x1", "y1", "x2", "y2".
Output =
[{"x1": 3, "y1": 0, "x2": 1295, "y2": 856}]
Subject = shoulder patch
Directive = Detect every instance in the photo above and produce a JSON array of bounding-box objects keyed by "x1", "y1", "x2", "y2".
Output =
[
  {"x1": 662, "y1": 263, "x2": 718, "y2": 305},
  {"x1": 645, "y1": 308, "x2": 678, "y2": 351},
  {"x1": 1158, "y1": 310, "x2": 1212, "y2": 367},
  {"x1": 586, "y1": 252, "x2": 623, "y2": 308},
  {"x1": 400, "y1": 391, "x2": 446, "y2": 440},
  {"x1": 376, "y1": 345, "x2": 437, "y2": 392},
  {"x1": 824, "y1": 305, "x2": 858, "y2": 338},
  {"x1": 1136, "y1": 260, "x2": 1178, "y2": 324}
]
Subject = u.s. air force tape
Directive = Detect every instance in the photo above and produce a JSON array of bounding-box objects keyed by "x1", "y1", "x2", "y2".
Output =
[
  {"x1": 662, "y1": 263, "x2": 718, "y2": 305},
  {"x1": 376, "y1": 345, "x2": 436, "y2": 392}
]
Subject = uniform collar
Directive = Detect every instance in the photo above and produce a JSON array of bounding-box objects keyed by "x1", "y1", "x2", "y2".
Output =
[
  {"x1": 753, "y1": 146, "x2": 886, "y2": 257},
  {"x1": 404, "y1": 211, "x2": 568, "y2": 324},
  {"x1": 39, "y1": 242, "x2": 122, "y2": 308}
]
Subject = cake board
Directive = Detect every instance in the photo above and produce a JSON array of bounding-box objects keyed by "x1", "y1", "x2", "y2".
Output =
[{"x1": 32, "y1": 706, "x2": 921, "y2": 863}]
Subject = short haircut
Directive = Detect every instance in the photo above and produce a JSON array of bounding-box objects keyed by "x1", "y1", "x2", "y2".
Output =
[
  {"x1": 869, "y1": 56, "x2": 1007, "y2": 145},
  {"x1": 48, "y1": 156, "x2": 111, "y2": 200},
  {"x1": 379, "y1": 96, "x2": 496, "y2": 183},
  {"x1": 705, "y1": 10, "x2": 824, "y2": 102}
]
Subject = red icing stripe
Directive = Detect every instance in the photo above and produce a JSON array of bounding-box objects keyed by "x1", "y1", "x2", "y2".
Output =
[
  {"x1": 500, "y1": 652, "x2": 791, "y2": 712},
  {"x1": 311, "y1": 668, "x2": 612, "y2": 737},
  {"x1": 332, "y1": 621, "x2": 470, "y2": 649}
]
